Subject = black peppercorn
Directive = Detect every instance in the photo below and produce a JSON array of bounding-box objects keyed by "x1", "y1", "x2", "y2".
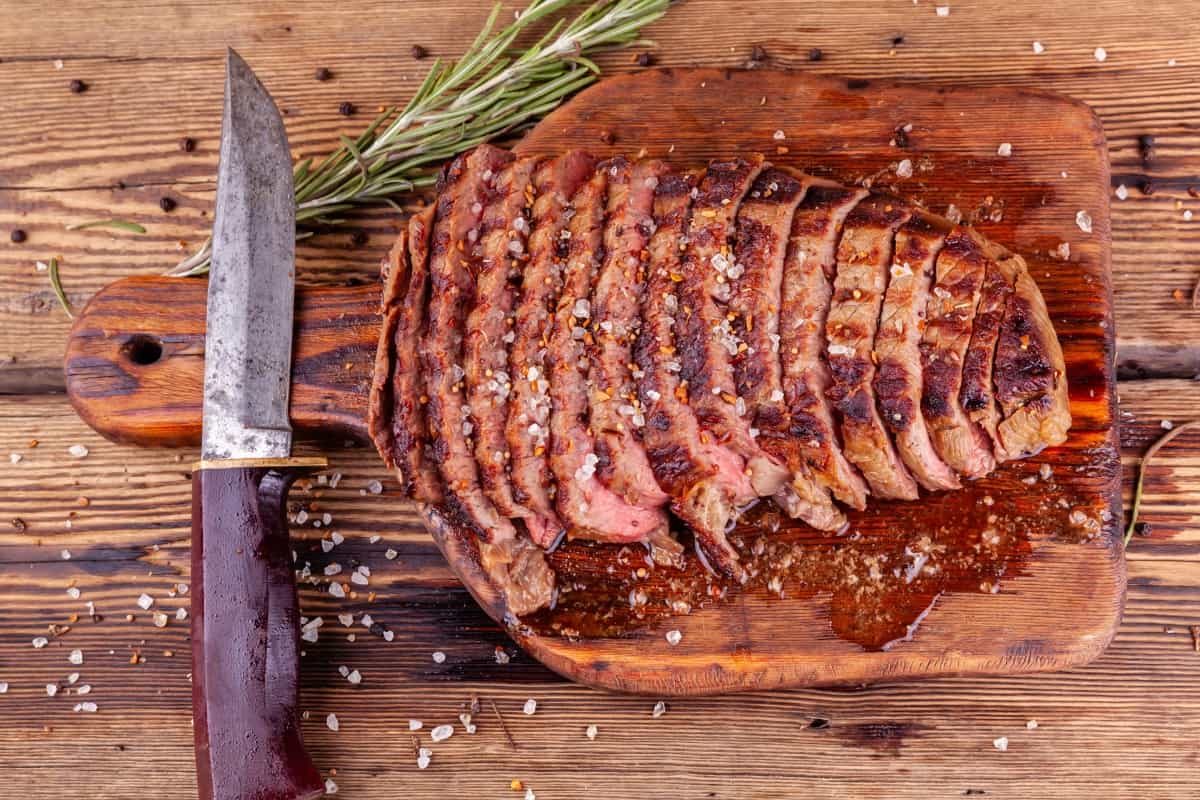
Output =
[
  {"x1": 159, "y1": 196, "x2": 177, "y2": 212},
  {"x1": 635, "y1": 52, "x2": 654, "y2": 68},
  {"x1": 808, "y1": 47, "x2": 824, "y2": 62},
  {"x1": 893, "y1": 125, "x2": 910, "y2": 148},
  {"x1": 69, "y1": 78, "x2": 88, "y2": 94},
  {"x1": 315, "y1": 67, "x2": 332, "y2": 82},
  {"x1": 1138, "y1": 133, "x2": 1156, "y2": 164},
  {"x1": 411, "y1": 44, "x2": 428, "y2": 60},
  {"x1": 751, "y1": 44, "x2": 768, "y2": 62},
  {"x1": 338, "y1": 101, "x2": 355, "y2": 116},
  {"x1": 350, "y1": 230, "x2": 369, "y2": 248},
  {"x1": 179, "y1": 137, "x2": 195, "y2": 152},
  {"x1": 1133, "y1": 521, "x2": 1152, "y2": 537},
  {"x1": 10, "y1": 229, "x2": 26, "y2": 243},
  {"x1": 1140, "y1": 180, "x2": 1156, "y2": 196},
  {"x1": 892, "y1": 34, "x2": 905, "y2": 46}
]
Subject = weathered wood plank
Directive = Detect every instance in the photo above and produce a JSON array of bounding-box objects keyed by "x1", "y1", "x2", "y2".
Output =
[
  {"x1": 2, "y1": 379, "x2": 1200, "y2": 797},
  {"x1": 2, "y1": 0, "x2": 1200, "y2": 390}
]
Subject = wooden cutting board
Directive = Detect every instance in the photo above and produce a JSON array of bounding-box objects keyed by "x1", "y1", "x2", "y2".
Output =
[{"x1": 63, "y1": 69, "x2": 1121, "y2": 695}]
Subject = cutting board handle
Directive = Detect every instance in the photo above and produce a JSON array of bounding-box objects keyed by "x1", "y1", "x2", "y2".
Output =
[{"x1": 63, "y1": 275, "x2": 381, "y2": 447}]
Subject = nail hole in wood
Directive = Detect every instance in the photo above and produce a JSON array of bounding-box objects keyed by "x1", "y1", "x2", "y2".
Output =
[{"x1": 122, "y1": 335, "x2": 163, "y2": 366}]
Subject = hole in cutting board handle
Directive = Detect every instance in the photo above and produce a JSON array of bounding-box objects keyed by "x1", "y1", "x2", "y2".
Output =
[{"x1": 121, "y1": 334, "x2": 164, "y2": 366}]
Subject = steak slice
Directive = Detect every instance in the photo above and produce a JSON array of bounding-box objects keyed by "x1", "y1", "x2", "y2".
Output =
[
  {"x1": 873, "y1": 211, "x2": 961, "y2": 492},
  {"x1": 992, "y1": 255, "x2": 1072, "y2": 459},
  {"x1": 421, "y1": 144, "x2": 518, "y2": 543},
  {"x1": 368, "y1": 227, "x2": 408, "y2": 471},
  {"x1": 587, "y1": 157, "x2": 671, "y2": 509},
  {"x1": 506, "y1": 151, "x2": 595, "y2": 547},
  {"x1": 920, "y1": 227, "x2": 997, "y2": 478},
  {"x1": 464, "y1": 155, "x2": 539, "y2": 520},
  {"x1": 731, "y1": 167, "x2": 844, "y2": 531},
  {"x1": 960, "y1": 233, "x2": 1019, "y2": 447},
  {"x1": 636, "y1": 172, "x2": 754, "y2": 577},
  {"x1": 547, "y1": 167, "x2": 678, "y2": 561},
  {"x1": 826, "y1": 195, "x2": 920, "y2": 501},
  {"x1": 781, "y1": 183, "x2": 871, "y2": 510}
]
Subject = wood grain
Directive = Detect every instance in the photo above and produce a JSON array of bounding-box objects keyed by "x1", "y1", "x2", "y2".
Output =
[
  {"x1": 0, "y1": 386, "x2": 1197, "y2": 799},
  {"x1": 2, "y1": 0, "x2": 1200, "y2": 391}
]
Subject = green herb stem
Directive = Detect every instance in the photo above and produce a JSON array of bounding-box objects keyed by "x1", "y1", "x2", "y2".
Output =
[
  {"x1": 49, "y1": 257, "x2": 74, "y2": 319},
  {"x1": 67, "y1": 219, "x2": 147, "y2": 234}
]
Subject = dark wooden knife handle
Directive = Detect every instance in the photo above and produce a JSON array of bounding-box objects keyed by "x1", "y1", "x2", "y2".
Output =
[
  {"x1": 191, "y1": 458, "x2": 328, "y2": 800},
  {"x1": 64, "y1": 276, "x2": 381, "y2": 447}
]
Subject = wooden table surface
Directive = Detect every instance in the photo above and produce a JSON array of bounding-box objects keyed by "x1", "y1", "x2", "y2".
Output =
[{"x1": 2, "y1": 2, "x2": 1199, "y2": 797}]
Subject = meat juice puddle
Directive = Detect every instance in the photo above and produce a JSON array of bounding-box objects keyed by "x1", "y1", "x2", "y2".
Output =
[{"x1": 526, "y1": 466, "x2": 1105, "y2": 650}]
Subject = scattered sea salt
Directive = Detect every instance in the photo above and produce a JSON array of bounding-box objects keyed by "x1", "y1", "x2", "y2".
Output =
[
  {"x1": 67, "y1": 587, "x2": 80, "y2": 599},
  {"x1": 366, "y1": 480, "x2": 383, "y2": 495},
  {"x1": 68, "y1": 444, "x2": 89, "y2": 458},
  {"x1": 331, "y1": 532, "x2": 344, "y2": 546},
  {"x1": 136, "y1": 593, "x2": 154, "y2": 610},
  {"x1": 993, "y1": 736, "x2": 1009, "y2": 752},
  {"x1": 33, "y1": 636, "x2": 48, "y2": 649},
  {"x1": 895, "y1": 158, "x2": 913, "y2": 178},
  {"x1": 772, "y1": 130, "x2": 786, "y2": 141},
  {"x1": 1161, "y1": 419, "x2": 1175, "y2": 431},
  {"x1": 1027, "y1": 719, "x2": 1039, "y2": 730},
  {"x1": 326, "y1": 713, "x2": 340, "y2": 732},
  {"x1": 1032, "y1": 41, "x2": 1044, "y2": 54},
  {"x1": 1094, "y1": 47, "x2": 1107, "y2": 62},
  {"x1": 61, "y1": 550, "x2": 72, "y2": 560},
  {"x1": 325, "y1": 778, "x2": 338, "y2": 795},
  {"x1": 409, "y1": 719, "x2": 423, "y2": 731},
  {"x1": 997, "y1": 142, "x2": 1012, "y2": 157},
  {"x1": 385, "y1": 548, "x2": 399, "y2": 560},
  {"x1": 47, "y1": 683, "x2": 59, "y2": 697},
  {"x1": 652, "y1": 701, "x2": 667, "y2": 718},
  {"x1": 1115, "y1": 184, "x2": 1128, "y2": 200},
  {"x1": 0, "y1": 682, "x2": 8, "y2": 694},
  {"x1": 176, "y1": 607, "x2": 187, "y2": 621},
  {"x1": 68, "y1": 649, "x2": 83, "y2": 666},
  {"x1": 432, "y1": 651, "x2": 446, "y2": 664},
  {"x1": 495, "y1": 648, "x2": 511, "y2": 665},
  {"x1": 430, "y1": 724, "x2": 453, "y2": 742},
  {"x1": 523, "y1": 699, "x2": 537, "y2": 716},
  {"x1": 586, "y1": 724, "x2": 598, "y2": 740},
  {"x1": 417, "y1": 748, "x2": 432, "y2": 769},
  {"x1": 1075, "y1": 210, "x2": 1093, "y2": 233},
  {"x1": 9, "y1": 453, "x2": 21, "y2": 464},
  {"x1": 935, "y1": 5, "x2": 950, "y2": 16},
  {"x1": 346, "y1": 669, "x2": 362, "y2": 685},
  {"x1": 74, "y1": 701, "x2": 98, "y2": 713},
  {"x1": 329, "y1": 582, "x2": 346, "y2": 599},
  {"x1": 665, "y1": 629, "x2": 682, "y2": 646}
]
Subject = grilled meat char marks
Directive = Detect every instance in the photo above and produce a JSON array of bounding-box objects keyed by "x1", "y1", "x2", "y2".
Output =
[
  {"x1": 959, "y1": 234, "x2": 1018, "y2": 448},
  {"x1": 420, "y1": 145, "x2": 518, "y2": 543},
  {"x1": 464, "y1": 156, "x2": 539, "y2": 520},
  {"x1": 367, "y1": 228, "x2": 409, "y2": 472},
  {"x1": 920, "y1": 228, "x2": 997, "y2": 478},
  {"x1": 587, "y1": 157, "x2": 671, "y2": 510},
  {"x1": 873, "y1": 211, "x2": 961, "y2": 492},
  {"x1": 546, "y1": 168, "x2": 677, "y2": 560},
  {"x1": 505, "y1": 151, "x2": 595, "y2": 547},
  {"x1": 826, "y1": 195, "x2": 920, "y2": 501},
  {"x1": 636, "y1": 172, "x2": 753, "y2": 577},
  {"x1": 992, "y1": 257, "x2": 1071, "y2": 460},
  {"x1": 731, "y1": 168, "x2": 845, "y2": 532},
  {"x1": 781, "y1": 183, "x2": 872, "y2": 510}
]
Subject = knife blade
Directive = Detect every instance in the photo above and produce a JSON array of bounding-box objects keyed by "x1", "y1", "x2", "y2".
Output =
[{"x1": 191, "y1": 49, "x2": 325, "y2": 800}]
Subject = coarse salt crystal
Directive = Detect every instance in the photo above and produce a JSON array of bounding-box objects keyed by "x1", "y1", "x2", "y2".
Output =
[
  {"x1": 67, "y1": 587, "x2": 81, "y2": 599},
  {"x1": 321, "y1": 539, "x2": 334, "y2": 553},
  {"x1": 68, "y1": 649, "x2": 83, "y2": 665},
  {"x1": 652, "y1": 701, "x2": 667, "y2": 718},
  {"x1": 1027, "y1": 719, "x2": 1039, "y2": 729},
  {"x1": 176, "y1": 607, "x2": 187, "y2": 621},
  {"x1": 366, "y1": 480, "x2": 383, "y2": 495},
  {"x1": 0, "y1": 682, "x2": 8, "y2": 693},
  {"x1": 78, "y1": 684, "x2": 92, "y2": 695},
  {"x1": 895, "y1": 159, "x2": 913, "y2": 178},
  {"x1": 525, "y1": 789, "x2": 535, "y2": 800},
  {"x1": 329, "y1": 582, "x2": 346, "y2": 598},
  {"x1": 432, "y1": 651, "x2": 446, "y2": 664},
  {"x1": 523, "y1": 699, "x2": 537, "y2": 715},
  {"x1": 769, "y1": 389, "x2": 784, "y2": 403},
  {"x1": 495, "y1": 647, "x2": 511, "y2": 664},
  {"x1": 331, "y1": 532, "x2": 344, "y2": 545},
  {"x1": 68, "y1": 444, "x2": 89, "y2": 458},
  {"x1": 326, "y1": 713, "x2": 339, "y2": 731},
  {"x1": 665, "y1": 629, "x2": 682, "y2": 646},
  {"x1": 61, "y1": 549, "x2": 72, "y2": 560},
  {"x1": 75, "y1": 701, "x2": 98, "y2": 713},
  {"x1": 137, "y1": 593, "x2": 154, "y2": 610},
  {"x1": 1115, "y1": 184, "x2": 1128, "y2": 200},
  {"x1": 47, "y1": 683, "x2": 59, "y2": 696},
  {"x1": 385, "y1": 548, "x2": 398, "y2": 560},
  {"x1": 325, "y1": 563, "x2": 343, "y2": 577},
  {"x1": 325, "y1": 778, "x2": 338, "y2": 795},
  {"x1": 993, "y1": 736, "x2": 1009, "y2": 752},
  {"x1": 1094, "y1": 47, "x2": 1107, "y2": 62},
  {"x1": 773, "y1": 130, "x2": 786, "y2": 141},
  {"x1": 346, "y1": 669, "x2": 362, "y2": 685},
  {"x1": 459, "y1": 712, "x2": 477, "y2": 733},
  {"x1": 1032, "y1": 41, "x2": 1044, "y2": 54},
  {"x1": 338, "y1": 613, "x2": 353, "y2": 627},
  {"x1": 409, "y1": 719, "x2": 423, "y2": 731},
  {"x1": 586, "y1": 724, "x2": 598, "y2": 740},
  {"x1": 368, "y1": 534, "x2": 381, "y2": 544},
  {"x1": 417, "y1": 748, "x2": 432, "y2": 769},
  {"x1": 1075, "y1": 210, "x2": 1093, "y2": 233},
  {"x1": 67, "y1": 673, "x2": 79, "y2": 685},
  {"x1": 360, "y1": 613, "x2": 373, "y2": 628},
  {"x1": 1185, "y1": 210, "x2": 1194, "y2": 222},
  {"x1": 997, "y1": 142, "x2": 1012, "y2": 157},
  {"x1": 935, "y1": 5, "x2": 949, "y2": 16},
  {"x1": 383, "y1": 630, "x2": 394, "y2": 642},
  {"x1": 1161, "y1": 419, "x2": 1175, "y2": 430},
  {"x1": 350, "y1": 571, "x2": 369, "y2": 586},
  {"x1": 430, "y1": 724, "x2": 453, "y2": 742},
  {"x1": 9, "y1": 452, "x2": 20, "y2": 464}
]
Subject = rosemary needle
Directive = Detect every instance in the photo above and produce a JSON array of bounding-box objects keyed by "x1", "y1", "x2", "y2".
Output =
[
  {"x1": 66, "y1": 218, "x2": 147, "y2": 233},
  {"x1": 49, "y1": 257, "x2": 74, "y2": 319},
  {"x1": 167, "y1": 0, "x2": 672, "y2": 276},
  {"x1": 1124, "y1": 420, "x2": 1200, "y2": 546}
]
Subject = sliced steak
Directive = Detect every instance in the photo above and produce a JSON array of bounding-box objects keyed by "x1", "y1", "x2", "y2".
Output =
[
  {"x1": 920, "y1": 227, "x2": 997, "y2": 478},
  {"x1": 547, "y1": 167, "x2": 678, "y2": 562},
  {"x1": 826, "y1": 195, "x2": 920, "y2": 501},
  {"x1": 873, "y1": 211, "x2": 961, "y2": 492},
  {"x1": 368, "y1": 227, "x2": 408, "y2": 471},
  {"x1": 421, "y1": 144, "x2": 517, "y2": 543},
  {"x1": 464, "y1": 155, "x2": 539, "y2": 520},
  {"x1": 960, "y1": 234, "x2": 1019, "y2": 447},
  {"x1": 992, "y1": 255, "x2": 1071, "y2": 459},
  {"x1": 780, "y1": 183, "x2": 871, "y2": 510},
  {"x1": 636, "y1": 171, "x2": 753, "y2": 577},
  {"x1": 587, "y1": 157, "x2": 671, "y2": 510},
  {"x1": 506, "y1": 151, "x2": 595, "y2": 547},
  {"x1": 731, "y1": 167, "x2": 844, "y2": 531}
]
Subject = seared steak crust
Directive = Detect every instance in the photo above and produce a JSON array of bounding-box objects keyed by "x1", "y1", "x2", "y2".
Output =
[
  {"x1": 992, "y1": 256, "x2": 1071, "y2": 459},
  {"x1": 368, "y1": 228, "x2": 408, "y2": 472},
  {"x1": 960, "y1": 233, "x2": 1018, "y2": 447},
  {"x1": 781, "y1": 183, "x2": 871, "y2": 510},
  {"x1": 587, "y1": 157, "x2": 671, "y2": 510},
  {"x1": 874, "y1": 211, "x2": 960, "y2": 492},
  {"x1": 464, "y1": 156, "x2": 540, "y2": 519},
  {"x1": 636, "y1": 171, "x2": 753, "y2": 576},
  {"x1": 421, "y1": 145, "x2": 517, "y2": 543},
  {"x1": 547, "y1": 168, "x2": 675, "y2": 555},
  {"x1": 731, "y1": 167, "x2": 844, "y2": 531},
  {"x1": 826, "y1": 195, "x2": 920, "y2": 501},
  {"x1": 506, "y1": 151, "x2": 595, "y2": 547},
  {"x1": 920, "y1": 227, "x2": 997, "y2": 478}
]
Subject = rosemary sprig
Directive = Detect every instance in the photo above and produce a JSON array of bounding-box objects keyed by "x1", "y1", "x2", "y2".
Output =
[
  {"x1": 167, "y1": 0, "x2": 671, "y2": 276},
  {"x1": 48, "y1": 257, "x2": 74, "y2": 319},
  {"x1": 66, "y1": 219, "x2": 147, "y2": 233},
  {"x1": 1124, "y1": 420, "x2": 1200, "y2": 546}
]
